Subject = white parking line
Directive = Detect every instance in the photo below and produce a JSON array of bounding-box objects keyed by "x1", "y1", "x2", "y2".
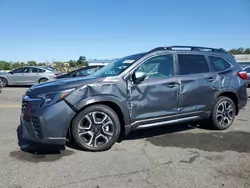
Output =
[{"x1": 0, "y1": 104, "x2": 20, "y2": 108}]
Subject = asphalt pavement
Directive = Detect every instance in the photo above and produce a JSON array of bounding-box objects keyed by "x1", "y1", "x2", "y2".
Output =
[{"x1": 0, "y1": 87, "x2": 250, "y2": 188}]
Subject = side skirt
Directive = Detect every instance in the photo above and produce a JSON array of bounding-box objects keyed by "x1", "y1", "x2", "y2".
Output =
[{"x1": 135, "y1": 116, "x2": 201, "y2": 130}]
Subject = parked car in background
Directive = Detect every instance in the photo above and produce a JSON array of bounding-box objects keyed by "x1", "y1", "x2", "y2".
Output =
[
  {"x1": 20, "y1": 46, "x2": 248, "y2": 152},
  {"x1": 241, "y1": 65, "x2": 250, "y2": 86},
  {"x1": 0, "y1": 79, "x2": 3, "y2": 93},
  {"x1": 55, "y1": 65, "x2": 104, "y2": 79},
  {"x1": 0, "y1": 66, "x2": 61, "y2": 86}
]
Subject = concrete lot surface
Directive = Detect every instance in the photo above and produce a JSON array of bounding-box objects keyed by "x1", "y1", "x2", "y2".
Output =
[{"x1": 0, "y1": 87, "x2": 250, "y2": 188}]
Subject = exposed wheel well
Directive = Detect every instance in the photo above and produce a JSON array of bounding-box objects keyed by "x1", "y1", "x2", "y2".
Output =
[
  {"x1": 218, "y1": 92, "x2": 238, "y2": 115},
  {"x1": 67, "y1": 101, "x2": 126, "y2": 140}
]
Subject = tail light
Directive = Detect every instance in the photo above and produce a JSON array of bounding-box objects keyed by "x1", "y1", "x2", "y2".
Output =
[
  {"x1": 237, "y1": 71, "x2": 247, "y2": 80},
  {"x1": 54, "y1": 73, "x2": 60, "y2": 77}
]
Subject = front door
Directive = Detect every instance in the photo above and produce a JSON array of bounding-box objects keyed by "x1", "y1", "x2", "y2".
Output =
[
  {"x1": 127, "y1": 53, "x2": 179, "y2": 129},
  {"x1": 7, "y1": 67, "x2": 29, "y2": 85}
]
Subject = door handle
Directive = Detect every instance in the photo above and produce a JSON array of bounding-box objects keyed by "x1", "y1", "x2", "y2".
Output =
[
  {"x1": 207, "y1": 77, "x2": 215, "y2": 82},
  {"x1": 167, "y1": 83, "x2": 179, "y2": 88}
]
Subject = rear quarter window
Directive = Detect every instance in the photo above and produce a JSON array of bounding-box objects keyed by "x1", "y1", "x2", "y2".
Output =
[
  {"x1": 244, "y1": 67, "x2": 250, "y2": 73},
  {"x1": 208, "y1": 56, "x2": 231, "y2": 72}
]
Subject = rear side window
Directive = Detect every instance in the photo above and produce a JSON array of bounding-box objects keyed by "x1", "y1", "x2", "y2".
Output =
[
  {"x1": 209, "y1": 56, "x2": 231, "y2": 72},
  {"x1": 244, "y1": 67, "x2": 250, "y2": 73},
  {"x1": 178, "y1": 54, "x2": 209, "y2": 75},
  {"x1": 30, "y1": 68, "x2": 46, "y2": 73}
]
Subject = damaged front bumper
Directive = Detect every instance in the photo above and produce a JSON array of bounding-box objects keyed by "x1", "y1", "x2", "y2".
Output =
[{"x1": 19, "y1": 97, "x2": 76, "y2": 147}]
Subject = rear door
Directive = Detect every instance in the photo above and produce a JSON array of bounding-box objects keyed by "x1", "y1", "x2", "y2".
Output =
[
  {"x1": 176, "y1": 53, "x2": 219, "y2": 118},
  {"x1": 28, "y1": 67, "x2": 45, "y2": 84}
]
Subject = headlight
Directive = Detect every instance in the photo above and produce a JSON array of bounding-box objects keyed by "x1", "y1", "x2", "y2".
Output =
[{"x1": 37, "y1": 88, "x2": 75, "y2": 106}]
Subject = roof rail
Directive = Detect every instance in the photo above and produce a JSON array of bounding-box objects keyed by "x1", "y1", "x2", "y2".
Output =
[{"x1": 149, "y1": 46, "x2": 227, "y2": 53}]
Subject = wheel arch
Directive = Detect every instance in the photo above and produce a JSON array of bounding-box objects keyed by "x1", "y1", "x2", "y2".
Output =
[
  {"x1": 67, "y1": 97, "x2": 130, "y2": 140},
  {"x1": 216, "y1": 91, "x2": 239, "y2": 115},
  {"x1": 38, "y1": 77, "x2": 49, "y2": 83}
]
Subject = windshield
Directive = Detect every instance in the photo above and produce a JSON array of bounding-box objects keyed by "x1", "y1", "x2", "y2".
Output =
[{"x1": 93, "y1": 53, "x2": 146, "y2": 77}]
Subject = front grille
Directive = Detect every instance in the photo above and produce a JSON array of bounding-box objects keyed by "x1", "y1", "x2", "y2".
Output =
[{"x1": 31, "y1": 117, "x2": 42, "y2": 138}]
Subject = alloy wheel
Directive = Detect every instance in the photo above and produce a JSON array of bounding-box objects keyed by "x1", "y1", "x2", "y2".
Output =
[
  {"x1": 0, "y1": 78, "x2": 7, "y2": 87},
  {"x1": 216, "y1": 101, "x2": 234, "y2": 127},
  {"x1": 78, "y1": 111, "x2": 115, "y2": 147},
  {"x1": 39, "y1": 78, "x2": 48, "y2": 83}
]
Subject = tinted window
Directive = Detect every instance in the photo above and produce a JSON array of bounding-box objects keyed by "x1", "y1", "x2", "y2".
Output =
[
  {"x1": 30, "y1": 68, "x2": 46, "y2": 73},
  {"x1": 178, "y1": 54, "x2": 209, "y2": 75},
  {"x1": 209, "y1": 56, "x2": 231, "y2": 72},
  {"x1": 136, "y1": 55, "x2": 173, "y2": 79},
  {"x1": 244, "y1": 67, "x2": 250, "y2": 73},
  {"x1": 13, "y1": 67, "x2": 29, "y2": 73},
  {"x1": 79, "y1": 67, "x2": 98, "y2": 76}
]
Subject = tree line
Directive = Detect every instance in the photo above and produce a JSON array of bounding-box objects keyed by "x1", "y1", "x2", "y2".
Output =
[
  {"x1": 0, "y1": 56, "x2": 88, "y2": 71},
  {"x1": 1, "y1": 48, "x2": 250, "y2": 71},
  {"x1": 228, "y1": 48, "x2": 250, "y2": 55}
]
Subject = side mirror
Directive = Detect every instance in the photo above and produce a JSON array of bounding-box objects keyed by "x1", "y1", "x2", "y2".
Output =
[
  {"x1": 9, "y1": 71, "x2": 13, "y2": 74},
  {"x1": 132, "y1": 71, "x2": 147, "y2": 84}
]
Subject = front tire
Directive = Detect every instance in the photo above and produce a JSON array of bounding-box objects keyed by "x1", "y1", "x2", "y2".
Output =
[
  {"x1": 209, "y1": 96, "x2": 236, "y2": 130},
  {"x1": 0, "y1": 77, "x2": 8, "y2": 87},
  {"x1": 38, "y1": 78, "x2": 48, "y2": 84},
  {"x1": 71, "y1": 105, "x2": 121, "y2": 152}
]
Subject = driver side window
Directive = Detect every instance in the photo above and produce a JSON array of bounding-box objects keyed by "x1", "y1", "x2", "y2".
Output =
[
  {"x1": 12, "y1": 67, "x2": 27, "y2": 73},
  {"x1": 136, "y1": 54, "x2": 174, "y2": 79}
]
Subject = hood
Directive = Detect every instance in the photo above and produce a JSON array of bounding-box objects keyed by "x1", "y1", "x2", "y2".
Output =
[{"x1": 28, "y1": 75, "x2": 105, "y2": 96}]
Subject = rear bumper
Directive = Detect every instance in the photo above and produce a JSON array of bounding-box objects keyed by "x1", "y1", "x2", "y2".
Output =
[
  {"x1": 20, "y1": 100, "x2": 76, "y2": 146},
  {"x1": 238, "y1": 100, "x2": 248, "y2": 111}
]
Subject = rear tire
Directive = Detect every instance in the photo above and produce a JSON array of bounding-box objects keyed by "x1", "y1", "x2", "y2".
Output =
[
  {"x1": 0, "y1": 77, "x2": 8, "y2": 87},
  {"x1": 38, "y1": 78, "x2": 48, "y2": 84},
  {"x1": 208, "y1": 96, "x2": 236, "y2": 130},
  {"x1": 71, "y1": 104, "x2": 121, "y2": 152}
]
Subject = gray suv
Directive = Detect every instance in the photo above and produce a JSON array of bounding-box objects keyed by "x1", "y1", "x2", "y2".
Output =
[{"x1": 20, "y1": 46, "x2": 248, "y2": 151}]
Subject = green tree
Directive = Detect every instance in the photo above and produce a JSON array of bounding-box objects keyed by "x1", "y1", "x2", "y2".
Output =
[
  {"x1": 12, "y1": 62, "x2": 21, "y2": 69},
  {"x1": 54, "y1": 61, "x2": 64, "y2": 69},
  {"x1": 38, "y1": 63, "x2": 46, "y2": 66},
  {"x1": 77, "y1": 56, "x2": 88, "y2": 67},
  {"x1": 244, "y1": 48, "x2": 250, "y2": 54},
  {"x1": 20, "y1": 62, "x2": 25, "y2": 67},
  {"x1": 236, "y1": 48, "x2": 244, "y2": 54},
  {"x1": 27, "y1": 61, "x2": 37, "y2": 66},
  {"x1": 68, "y1": 60, "x2": 77, "y2": 67},
  {"x1": 228, "y1": 48, "x2": 238, "y2": 54},
  {"x1": 0, "y1": 61, "x2": 11, "y2": 70}
]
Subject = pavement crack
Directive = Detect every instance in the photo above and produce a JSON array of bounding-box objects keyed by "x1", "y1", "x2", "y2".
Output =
[
  {"x1": 141, "y1": 141, "x2": 157, "y2": 167},
  {"x1": 179, "y1": 151, "x2": 200, "y2": 164},
  {"x1": 50, "y1": 169, "x2": 150, "y2": 188}
]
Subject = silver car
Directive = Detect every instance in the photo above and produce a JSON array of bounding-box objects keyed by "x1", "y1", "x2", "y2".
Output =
[
  {"x1": 242, "y1": 66, "x2": 250, "y2": 86},
  {"x1": 0, "y1": 66, "x2": 61, "y2": 86}
]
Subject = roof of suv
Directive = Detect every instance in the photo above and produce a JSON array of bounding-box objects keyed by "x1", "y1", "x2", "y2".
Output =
[
  {"x1": 143, "y1": 45, "x2": 235, "y2": 62},
  {"x1": 148, "y1": 46, "x2": 228, "y2": 54}
]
